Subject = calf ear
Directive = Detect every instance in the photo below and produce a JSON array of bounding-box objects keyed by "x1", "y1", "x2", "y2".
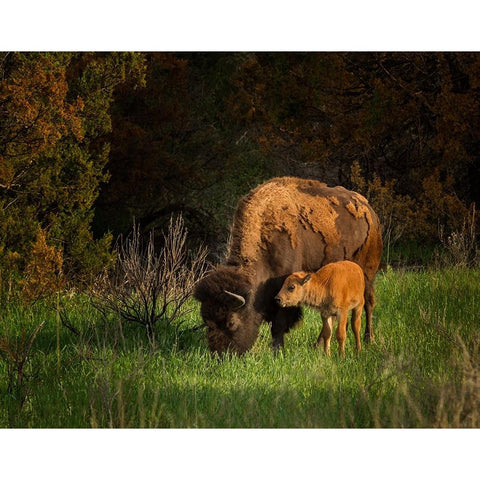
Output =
[{"x1": 300, "y1": 274, "x2": 311, "y2": 285}]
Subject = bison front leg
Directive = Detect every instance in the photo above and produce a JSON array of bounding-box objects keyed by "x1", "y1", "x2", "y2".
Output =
[
  {"x1": 269, "y1": 306, "x2": 302, "y2": 352},
  {"x1": 270, "y1": 319, "x2": 285, "y2": 351},
  {"x1": 363, "y1": 279, "x2": 376, "y2": 344}
]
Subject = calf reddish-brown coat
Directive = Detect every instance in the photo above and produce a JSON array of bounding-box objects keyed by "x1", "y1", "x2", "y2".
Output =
[
  {"x1": 275, "y1": 261, "x2": 365, "y2": 356},
  {"x1": 194, "y1": 177, "x2": 382, "y2": 355}
]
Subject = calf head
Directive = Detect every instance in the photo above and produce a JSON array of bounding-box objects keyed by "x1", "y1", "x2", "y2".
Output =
[{"x1": 274, "y1": 272, "x2": 311, "y2": 308}]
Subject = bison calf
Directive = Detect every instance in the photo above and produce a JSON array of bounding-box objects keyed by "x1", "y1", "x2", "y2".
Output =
[{"x1": 274, "y1": 260, "x2": 365, "y2": 356}]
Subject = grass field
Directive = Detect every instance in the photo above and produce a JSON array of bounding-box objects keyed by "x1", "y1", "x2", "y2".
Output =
[{"x1": 1, "y1": 266, "x2": 479, "y2": 428}]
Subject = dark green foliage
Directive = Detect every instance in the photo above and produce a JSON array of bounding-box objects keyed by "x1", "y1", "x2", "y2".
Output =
[
  {"x1": 0, "y1": 52, "x2": 146, "y2": 289},
  {"x1": 96, "y1": 53, "x2": 274, "y2": 251},
  {"x1": 4, "y1": 52, "x2": 477, "y2": 277},
  {"x1": 91, "y1": 52, "x2": 480, "y2": 261}
]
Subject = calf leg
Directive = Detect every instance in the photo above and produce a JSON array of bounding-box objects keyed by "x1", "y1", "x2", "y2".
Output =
[
  {"x1": 336, "y1": 309, "x2": 348, "y2": 357},
  {"x1": 316, "y1": 315, "x2": 333, "y2": 356},
  {"x1": 363, "y1": 279, "x2": 376, "y2": 344},
  {"x1": 351, "y1": 302, "x2": 363, "y2": 353}
]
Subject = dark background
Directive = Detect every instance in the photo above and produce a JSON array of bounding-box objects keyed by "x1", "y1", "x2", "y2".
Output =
[{"x1": 1, "y1": 52, "x2": 479, "y2": 283}]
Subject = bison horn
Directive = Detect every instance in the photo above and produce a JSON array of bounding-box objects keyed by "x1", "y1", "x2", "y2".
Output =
[{"x1": 224, "y1": 290, "x2": 246, "y2": 309}]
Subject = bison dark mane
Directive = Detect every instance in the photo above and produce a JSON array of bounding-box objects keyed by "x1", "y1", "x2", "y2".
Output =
[{"x1": 194, "y1": 265, "x2": 251, "y2": 305}]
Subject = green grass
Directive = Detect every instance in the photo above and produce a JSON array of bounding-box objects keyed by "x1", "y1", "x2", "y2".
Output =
[
  {"x1": 384, "y1": 240, "x2": 437, "y2": 267},
  {"x1": 1, "y1": 267, "x2": 479, "y2": 428}
]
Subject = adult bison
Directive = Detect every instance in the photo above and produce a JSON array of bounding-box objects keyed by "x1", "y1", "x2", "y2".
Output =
[{"x1": 194, "y1": 177, "x2": 382, "y2": 355}]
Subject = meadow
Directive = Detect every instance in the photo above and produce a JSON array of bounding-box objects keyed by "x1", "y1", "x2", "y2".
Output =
[{"x1": 1, "y1": 266, "x2": 479, "y2": 428}]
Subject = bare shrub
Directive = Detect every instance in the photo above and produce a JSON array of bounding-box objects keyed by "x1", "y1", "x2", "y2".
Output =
[
  {"x1": 439, "y1": 204, "x2": 478, "y2": 267},
  {"x1": 92, "y1": 216, "x2": 208, "y2": 342}
]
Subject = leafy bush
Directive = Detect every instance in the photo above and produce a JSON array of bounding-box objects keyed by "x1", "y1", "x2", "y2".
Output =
[
  {"x1": 350, "y1": 160, "x2": 474, "y2": 265},
  {"x1": 0, "y1": 52, "x2": 146, "y2": 288},
  {"x1": 350, "y1": 160, "x2": 416, "y2": 263},
  {"x1": 21, "y1": 229, "x2": 63, "y2": 304}
]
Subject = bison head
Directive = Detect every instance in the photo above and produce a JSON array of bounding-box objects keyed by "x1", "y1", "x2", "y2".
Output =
[
  {"x1": 194, "y1": 266, "x2": 261, "y2": 355},
  {"x1": 274, "y1": 272, "x2": 311, "y2": 308}
]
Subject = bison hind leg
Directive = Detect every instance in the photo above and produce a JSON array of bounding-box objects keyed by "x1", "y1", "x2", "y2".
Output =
[{"x1": 363, "y1": 278, "x2": 376, "y2": 344}]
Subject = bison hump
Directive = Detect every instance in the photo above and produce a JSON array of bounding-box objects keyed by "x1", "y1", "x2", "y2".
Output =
[{"x1": 227, "y1": 177, "x2": 376, "y2": 263}]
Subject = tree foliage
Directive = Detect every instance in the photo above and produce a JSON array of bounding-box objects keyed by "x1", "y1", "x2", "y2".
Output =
[
  {"x1": 1, "y1": 52, "x2": 479, "y2": 290},
  {"x1": 97, "y1": 53, "x2": 479, "y2": 253},
  {"x1": 0, "y1": 52, "x2": 146, "y2": 289},
  {"x1": 95, "y1": 53, "x2": 273, "y2": 252}
]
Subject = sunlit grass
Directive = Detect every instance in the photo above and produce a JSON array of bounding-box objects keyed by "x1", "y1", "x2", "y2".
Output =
[{"x1": 1, "y1": 267, "x2": 479, "y2": 427}]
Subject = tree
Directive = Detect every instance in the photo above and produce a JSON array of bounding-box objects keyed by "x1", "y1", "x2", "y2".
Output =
[
  {"x1": 226, "y1": 53, "x2": 478, "y2": 242},
  {"x1": 96, "y1": 53, "x2": 273, "y2": 254},
  {"x1": 0, "y1": 52, "x2": 146, "y2": 289}
]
